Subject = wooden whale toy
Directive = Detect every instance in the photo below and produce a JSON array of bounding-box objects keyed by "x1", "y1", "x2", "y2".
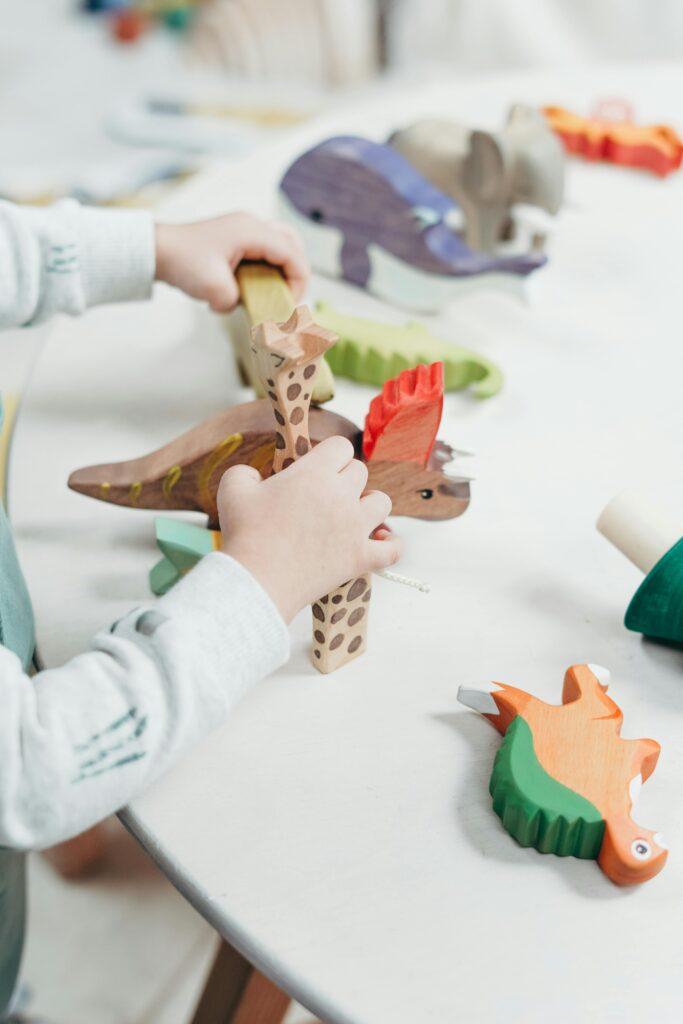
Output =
[
  {"x1": 68, "y1": 360, "x2": 471, "y2": 530},
  {"x1": 458, "y1": 663, "x2": 667, "y2": 886},
  {"x1": 598, "y1": 492, "x2": 683, "y2": 647},
  {"x1": 279, "y1": 136, "x2": 547, "y2": 312},
  {"x1": 544, "y1": 104, "x2": 683, "y2": 177}
]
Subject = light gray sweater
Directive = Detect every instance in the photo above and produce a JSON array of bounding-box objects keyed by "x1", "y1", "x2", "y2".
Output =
[{"x1": 0, "y1": 198, "x2": 291, "y2": 1015}]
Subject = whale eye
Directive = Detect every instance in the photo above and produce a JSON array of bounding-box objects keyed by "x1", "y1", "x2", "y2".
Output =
[
  {"x1": 631, "y1": 838, "x2": 652, "y2": 860},
  {"x1": 419, "y1": 488, "x2": 434, "y2": 500},
  {"x1": 310, "y1": 209, "x2": 325, "y2": 223},
  {"x1": 411, "y1": 205, "x2": 440, "y2": 229}
]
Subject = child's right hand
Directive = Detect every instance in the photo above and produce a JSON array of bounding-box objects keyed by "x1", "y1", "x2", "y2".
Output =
[{"x1": 218, "y1": 437, "x2": 401, "y2": 623}]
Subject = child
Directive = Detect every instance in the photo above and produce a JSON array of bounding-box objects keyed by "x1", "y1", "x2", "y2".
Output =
[{"x1": 0, "y1": 200, "x2": 400, "y2": 1020}]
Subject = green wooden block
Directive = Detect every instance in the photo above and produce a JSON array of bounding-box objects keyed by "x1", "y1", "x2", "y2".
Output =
[
  {"x1": 625, "y1": 537, "x2": 683, "y2": 646},
  {"x1": 489, "y1": 715, "x2": 604, "y2": 859},
  {"x1": 149, "y1": 517, "x2": 214, "y2": 596},
  {"x1": 314, "y1": 301, "x2": 503, "y2": 399}
]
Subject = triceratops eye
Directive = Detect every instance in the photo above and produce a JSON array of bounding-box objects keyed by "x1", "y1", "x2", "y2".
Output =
[
  {"x1": 419, "y1": 488, "x2": 434, "y2": 500},
  {"x1": 631, "y1": 838, "x2": 652, "y2": 860}
]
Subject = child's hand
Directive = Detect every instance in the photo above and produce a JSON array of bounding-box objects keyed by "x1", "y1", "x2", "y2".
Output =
[
  {"x1": 218, "y1": 437, "x2": 401, "y2": 623},
  {"x1": 154, "y1": 213, "x2": 309, "y2": 312}
]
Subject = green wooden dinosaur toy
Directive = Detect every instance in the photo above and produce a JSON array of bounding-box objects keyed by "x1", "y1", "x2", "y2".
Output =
[{"x1": 313, "y1": 301, "x2": 503, "y2": 399}]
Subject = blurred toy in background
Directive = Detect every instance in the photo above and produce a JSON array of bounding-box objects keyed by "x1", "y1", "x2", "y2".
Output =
[
  {"x1": 458, "y1": 664, "x2": 668, "y2": 887},
  {"x1": 544, "y1": 100, "x2": 683, "y2": 176},
  {"x1": 189, "y1": 0, "x2": 379, "y2": 87},
  {"x1": 82, "y1": 0, "x2": 205, "y2": 44},
  {"x1": 390, "y1": 105, "x2": 565, "y2": 254},
  {"x1": 313, "y1": 302, "x2": 503, "y2": 399},
  {"x1": 279, "y1": 136, "x2": 546, "y2": 312},
  {"x1": 598, "y1": 492, "x2": 683, "y2": 647}
]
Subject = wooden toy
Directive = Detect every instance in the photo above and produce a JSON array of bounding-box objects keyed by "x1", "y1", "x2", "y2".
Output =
[
  {"x1": 68, "y1": 362, "x2": 471, "y2": 528},
  {"x1": 279, "y1": 136, "x2": 547, "y2": 312},
  {"x1": 313, "y1": 301, "x2": 503, "y2": 399},
  {"x1": 458, "y1": 664, "x2": 668, "y2": 886},
  {"x1": 231, "y1": 262, "x2": 335, "y2": 404},
  {"x1": 250, "y1": 304, "x2": 372, "y2": 673},
  {"x1": 543, "y1": 104, "x2": 683, "y2": 177},
  {"x1": 598, "y1": 492, "x2": 683, "y2": 646},
  {"x1": 390, "y1": 105, "x2": 565, "y2": 253}
]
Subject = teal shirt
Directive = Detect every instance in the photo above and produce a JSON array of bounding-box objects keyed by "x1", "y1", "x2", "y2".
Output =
[{"x1": 0, "y1": 399, "x2": 35, "y2": 1015}]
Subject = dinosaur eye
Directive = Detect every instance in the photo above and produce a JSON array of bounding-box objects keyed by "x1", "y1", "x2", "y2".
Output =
[
  {"x1": 310, "y1": 209, "x2": 325, "y2": 223},
  {"x1": 419, "y1": 488, "x2": 434, "y2": 500},
  {"x1": 631, "y1": 839, "x2": 652, "y2": 860}
]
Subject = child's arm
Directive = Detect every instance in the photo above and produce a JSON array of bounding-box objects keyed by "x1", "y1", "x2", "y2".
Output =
[
  {"x1": 0, "y1": 201, "x2": 308, "y2": 328},
  {"x1": 0, "y1": 438, "x2": 399, "y2": 850}
]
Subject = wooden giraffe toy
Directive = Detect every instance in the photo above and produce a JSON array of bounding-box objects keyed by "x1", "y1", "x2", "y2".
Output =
[
  {"x1": 68, "y1": 363, "x2": 471, "y2": 530},
  {"x1": 249, "y1": 304, "x2": 371, "y2": 672},
  {"x1": 458, "y1": 664, "x2": 668, "y2": 886}
]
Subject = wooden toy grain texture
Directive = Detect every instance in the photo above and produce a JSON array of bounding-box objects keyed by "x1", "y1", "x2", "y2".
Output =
[
  {"x1": 68, "y1": 370, "x2": 471, "y2": 528},
  {"x1": 233, "y1": 262, "x2": 335, "y2": 404},
  {"x1": 390, "y1": 105, "x2": 565, "y2": 253},
  {"x1": 625, "y1": 537, "x2": 683, "y2": 645},
  {"x1": 543, "y1": 106, "x2": 683, "y2": 176},
  {"x1": 458, "y1": 664, "x2": 668, "y2": 886},
  {"x1": 250, "y1": 304, "x2": 370, "y2": 674},
  {"x1": 315, "y1": 300, "x2": 503, "y2": 398}
]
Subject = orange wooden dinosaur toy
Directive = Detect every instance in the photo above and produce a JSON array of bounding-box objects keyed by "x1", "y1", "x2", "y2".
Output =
[
  {"x1": 458, "y1": 663, "x2": 668, "y2": 886},
  {"x1": 543, "y1": 105, "x2": 683, "y2": 176}
]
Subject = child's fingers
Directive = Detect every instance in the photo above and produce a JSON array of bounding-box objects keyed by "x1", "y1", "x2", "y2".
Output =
[
  {"x1": 241, "y1": 225, "x2": 310, "y2": 300},
  {"x1": 339, "y1": 457, "x2": 368, "y2": 495},
  {"x1": 360, "y1": 490, "x2": 392, "y2": 530},
  {"x1": 301, "y1": 435, "x2": 355, "y2": 472},
  {"x1": 205, "y1": 266, "x2": 240, "y2": 313},
  {"x1": 270, "y1": 220, "x2": 307, "y2": 255},
  {"x1": 365, "y1": 534, "x2": 402, "y2": 573},
  {"x1": 218, "y1": 463, "x2": 262, "y2": 498}
]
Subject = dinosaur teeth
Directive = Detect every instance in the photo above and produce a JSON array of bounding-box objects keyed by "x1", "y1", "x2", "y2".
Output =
[
  {"x1": 458, "y1": 683, "x2": 503, "y2": 716},
  {"x1": 654, "y1": 832, "x2": 669, "y2": 851},
  {"x1": 587, "y1": 663, "x2": 611, "y2": 687},
  {"x1": 629, "y1": 774, "x2": 643, "y2": 805}
]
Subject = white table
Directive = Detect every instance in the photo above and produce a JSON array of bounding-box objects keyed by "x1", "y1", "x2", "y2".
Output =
[{"x1": 11, "y1": 64, "x2": 683, "y2": 1023}]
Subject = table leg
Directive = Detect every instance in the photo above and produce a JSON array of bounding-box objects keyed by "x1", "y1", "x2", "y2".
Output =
[{"x1": 190, "y1": 940, "x2": 293, "y2": 1024}]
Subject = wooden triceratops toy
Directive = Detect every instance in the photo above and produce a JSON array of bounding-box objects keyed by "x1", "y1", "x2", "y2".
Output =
[
  {"x1": 68, "y1": 362, "x2": 470, "y2": 529},
  {"x1": 458, "y1": 664, "x2": 668, "y2": 886}
]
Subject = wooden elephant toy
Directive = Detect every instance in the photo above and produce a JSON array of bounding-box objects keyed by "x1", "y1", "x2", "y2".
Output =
[{"x1": 390, "y1": 104, "x2": 565, "y2": 254}]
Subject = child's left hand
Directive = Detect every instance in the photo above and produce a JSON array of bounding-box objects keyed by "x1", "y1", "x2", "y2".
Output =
[{"x1": 154, "y1": 212, "x2": 309, "y2": 312}]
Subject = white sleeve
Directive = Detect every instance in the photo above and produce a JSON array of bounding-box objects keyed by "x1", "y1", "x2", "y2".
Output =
[
  {"x1": 0, "y1": 552, "x2": 289, "y2": 850},
  {"x1": 0, "y1": 199, "x2": 155, "y2": 329}
]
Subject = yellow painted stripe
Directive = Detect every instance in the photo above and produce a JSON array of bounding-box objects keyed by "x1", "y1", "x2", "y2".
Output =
[
  {"x1": 198, "y1": 433, "x2": 243, "y2": 508},
  {"x1": 129, "y1": 481, "x2": 142, "y2": 504},
  {"x1": 162, "y1": 464, "x2": 182, "y2": 500}
]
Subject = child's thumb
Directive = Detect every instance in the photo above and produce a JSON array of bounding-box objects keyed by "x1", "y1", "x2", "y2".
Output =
[{"x1": 218, "y1": 464, "x2": 262, "y2": 498}]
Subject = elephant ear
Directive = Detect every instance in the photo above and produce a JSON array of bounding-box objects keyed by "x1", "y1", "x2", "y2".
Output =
[
  {"x1": 462, "y1": 130, "x2": 507, "y2": 204},
  {"x1": 363, "y1": 363, "x2": 443, "y2": 466}
]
